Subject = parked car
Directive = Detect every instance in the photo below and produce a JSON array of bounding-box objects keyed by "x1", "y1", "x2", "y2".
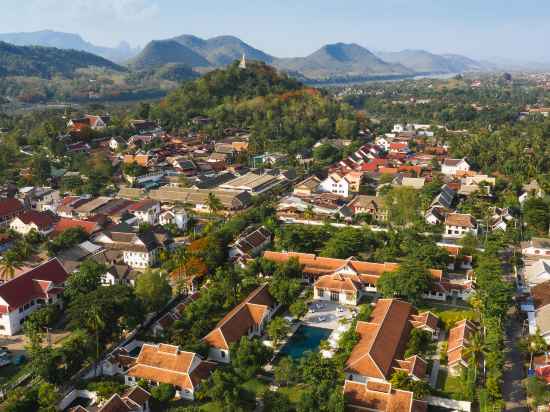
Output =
[{"x1": 0, "y1": 353, "x2": 11, "y2": 367}]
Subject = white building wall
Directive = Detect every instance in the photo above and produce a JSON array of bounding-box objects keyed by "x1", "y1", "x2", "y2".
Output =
[
  {"x1": 208, "y1": 347, "x2": 230, "y2": 364},
  {"x1": 0, "y1": 296, "x2": 62, "y2": 336}
]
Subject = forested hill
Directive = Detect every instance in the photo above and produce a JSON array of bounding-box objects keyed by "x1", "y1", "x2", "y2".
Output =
[
  {"x1": 151, "y1": 61, "x2": 359, "y2": 155},
  {"x1": 0, "y1": 41, "x2": 125, "y2": 78},
  {"x1": 153, "y1": 60, "x2": 303, "y2": 124}
]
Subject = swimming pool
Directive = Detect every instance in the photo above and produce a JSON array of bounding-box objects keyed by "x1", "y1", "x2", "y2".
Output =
[{"x1": 279, "y1": 325, "x2": 332, "y2": 359}]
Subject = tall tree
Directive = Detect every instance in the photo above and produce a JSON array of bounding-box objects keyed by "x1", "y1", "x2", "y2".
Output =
[
  {"x1": 135, "y1": 270, "x2": 172, "y2": 313},
  {"x1": 377, "y1": 258, "x2": 432, "y2": 304}
]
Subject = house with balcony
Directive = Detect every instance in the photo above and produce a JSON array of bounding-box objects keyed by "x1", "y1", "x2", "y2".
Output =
[
  {"x1": 0, "y1": 259, "x2": 69, "y2": 335},
  {"x1": 127, "y1": 199, "x2": 161, "y2": 225},
  {"x1": 94, "y1": 223, "x2": 173, "y2": 269}
]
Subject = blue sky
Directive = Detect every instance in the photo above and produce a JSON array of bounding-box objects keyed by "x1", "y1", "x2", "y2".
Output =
[{"x1": 1, "y1": 0, "x2": 549, "y2": 61}]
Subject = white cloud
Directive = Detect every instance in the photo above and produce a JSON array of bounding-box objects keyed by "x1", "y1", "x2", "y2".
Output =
[{"x1": 28, "y1": 0, "x2": 160, "y2": 22}]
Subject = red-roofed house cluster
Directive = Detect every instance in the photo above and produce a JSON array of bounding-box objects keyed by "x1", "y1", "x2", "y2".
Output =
[
  {"x1": 0, "y1": 258, "x2": 69, "y2": 335},
  {"x1": 343, "y1": 298, "x2": 438, "y2": 412}
]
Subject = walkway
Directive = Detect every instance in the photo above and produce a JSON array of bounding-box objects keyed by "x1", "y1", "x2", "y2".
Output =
[
  {"x1": 429, "y1": 330, "x2": 446, "y2": 388},
  {"x1": 502, "y1": 313, "x2": 528, "y2": 411}
]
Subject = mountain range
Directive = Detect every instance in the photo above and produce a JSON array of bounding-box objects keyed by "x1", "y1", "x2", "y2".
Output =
[
  {"x1": 0, "y1": 30, "x2": 499, "y2": 82},
  {"x1": 0, "y1": 41, "x2": 124, "y2": 78},
  {"x1": 0, "y1": 30, "x2": 140, "y2": 63}
]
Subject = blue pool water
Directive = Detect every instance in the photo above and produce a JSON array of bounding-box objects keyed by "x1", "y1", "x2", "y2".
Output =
[{"x1": 279, "y1": 325, "x2": 332, "y2": 359}]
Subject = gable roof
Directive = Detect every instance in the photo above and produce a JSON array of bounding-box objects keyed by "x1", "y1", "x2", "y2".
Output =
[
  {"x1": 445, "y1": 213, "x2": 477, "y2": 228},
  {"x1": 443, "y1": 158, "x2": 468, "y2": 167},
  {"x1": 523, "y1": 237, "x2": 550, "y2": 251},
  {"x1": 447, "y1": 319, "x2": 477, "y2": 367},
  {"x1": 347, "y1": 195, "x2": 385, "y2": 210},
  {"x1": 345, "y1": 299, "x2": 433, "y2": 381},
  {"x1": 262, "y1": 251, "x2": 442, "y2": 282},
  {"x1": 127, "y1": 343, "x2": 215, "y2": 391},
  {"x1": 532, "y1": 281, "x2": 550, "y2": 309},
  {"x1": 13, "y1": 210, "x2": 56, "y2": 230},
  {"x1": 526, "y1": 260, "x2": 550, "y2": 286},
  {"x1": 53, "y1": 217, "x2": 101, "y2": 235},
  {"x1": 230, "y1": 226, "x2": 271, "y2": 256},
  {"x1": 344, "y1": 380, "x2": 427, "y2": 412},
  {"x1": 0, "y1": 259, "x2": 69, "y2": 310},
  {"x1": 203, "y1": 284, "x2": 275, "y2": 350},
  {"x1": 0, "y1": 198, "x2": 24, "y2": 219}
]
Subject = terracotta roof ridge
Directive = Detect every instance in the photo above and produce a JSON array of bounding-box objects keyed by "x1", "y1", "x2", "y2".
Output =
[
  {"x1": 0, "y1": 258, "x2": 62, "y2": 287},
  {"x1": 128, "y1": 363, "x2": 190, "y2": 377},
  {"x1": 215, "y1": 284, "x2": 269, "y2": 329},
  {"x1": 369, "y1": 299, "x2": 406, "y2": 375}
]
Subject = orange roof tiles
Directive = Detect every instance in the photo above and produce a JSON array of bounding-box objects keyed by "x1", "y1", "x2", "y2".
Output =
[
  {"x1": 345, "y1": 299, "x2": 436, "y2": 381},
  {"x1": 263, "y1": 252, "x2": 442, "y2": 282},
  {"x1": 447, "y1": 319, "x2": 477, "y2": 367},
  {"x1": 203, "y1": 284, "x2": 275, "y2": 350},
  {"x1": 344, "y1": 380, "x2": 426, "y2": 412},
  {"x1": 445, "y1": 213, "x2": 477, "y2": 228},
  {"x1": 126, "y1": 343, "x2": 215, "y2": 391},
  {"x1": 53, "y1": 217, "x2": 101, "y2": 235}
]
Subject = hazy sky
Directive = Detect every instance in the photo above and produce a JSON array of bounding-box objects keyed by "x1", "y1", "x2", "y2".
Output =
[{"x1": 1, "y1": 0, "x2": 549, "y2": 61}]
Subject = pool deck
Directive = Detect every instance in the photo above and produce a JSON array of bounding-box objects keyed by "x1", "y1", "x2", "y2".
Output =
[
  {"x1": 302, "y1": 301, "x2": 355, "y2": 330},
  {"x1": 266, "y1": 301, "x2": 356, "y2": 365}
]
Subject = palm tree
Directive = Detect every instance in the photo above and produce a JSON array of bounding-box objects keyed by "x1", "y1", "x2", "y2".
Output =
[
  {"x1": 526, "y1": 332, "x2": 547, "y2": 369},
  {"x1": 463, "y1": 331, "x2": 485, "y2": 382},
  {"x1": 0, "y1": 254, "x2": 22, "y2": 282},
  {"x1": 303, "y1": 205, "x2": 314, "y2": 221},
  {"x1": 206, "y1": 193, "x2": 223, "y2": 217},
  {"x1": 87, "y1": 307, "x2": 105, "y2": 376}
]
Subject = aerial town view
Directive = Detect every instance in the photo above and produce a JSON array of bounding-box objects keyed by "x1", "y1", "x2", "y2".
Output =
[{"x1": 0, "y1": 1, "x2": 549, "y2": 411}]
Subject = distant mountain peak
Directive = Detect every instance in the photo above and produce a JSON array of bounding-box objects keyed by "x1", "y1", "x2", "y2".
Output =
[{"x1": 0, "y1": 30, "x2": 140, "y2": 63}]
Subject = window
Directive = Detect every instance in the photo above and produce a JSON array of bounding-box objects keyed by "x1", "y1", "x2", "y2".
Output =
[
  {"x1": 318, "y1": 288, "x2": 324, "y2": 297},
  {"x1": 221, "y1": 351, "x2": 226, "y2": 358}
]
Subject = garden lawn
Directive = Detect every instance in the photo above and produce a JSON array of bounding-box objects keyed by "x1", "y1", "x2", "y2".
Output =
[
  {"x1": 279, "y1": 385, "x2": 308, "y2": 404},
  {"x1": 417, "y1": 303, "x2": 477, "y2": 331},
  {"x1": 436, "y1": 369, "x2": 463, "y2": 400},
  {"x1": 242, "y1": 377, "x2": 269, "y2": 397}
]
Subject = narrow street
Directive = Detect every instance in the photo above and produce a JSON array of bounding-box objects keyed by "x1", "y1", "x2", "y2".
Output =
[{"x1": 503, "y1": 315, "x2": 528, "y2": 412}]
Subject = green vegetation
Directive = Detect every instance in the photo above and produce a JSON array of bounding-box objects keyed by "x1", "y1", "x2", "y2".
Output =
[
  {"x1": 151, "y1": 61, "x2": 360, "y2": 155},
  {"x1": 0, "y1": 41, "x2": 123, "y2": 78}
]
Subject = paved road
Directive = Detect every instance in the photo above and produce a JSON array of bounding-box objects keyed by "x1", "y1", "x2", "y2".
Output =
[{"x1": 503, "y1": 316, "x2": 528, "y2": 412}]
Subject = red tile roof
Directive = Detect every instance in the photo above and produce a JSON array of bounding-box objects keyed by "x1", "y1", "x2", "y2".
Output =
[
  {"x1": 53, "y1": 217, "x2": 101, "y2": 235},
  {"x1": 345, "y1": 299, "x2": 434, "y2": 381},
  {"x1": 447, "y1": 319, "x2": 477, "y2": 367},
  {"x1": 127, "y1": 343, "x2": 215, "y2": 391},
  {"x1": 14, "y1": 210, "x2": 56, "y2": 230},
  {"x1": 344, "y1": 380, "x2": 427, "y2": 412},
  {"x1": 0, "y1": 259, "x2": 69, "y2": 311},
  {"x1": 0, "y1": 198, "x2": 24, "y2": 219},
  {"x1": 263, "y1": 252, "x2": 442, "y2": 282},
  {"x1": 203, "y1": 284, "x2": 275, "y2": 350},
  {"x1": 445, "y1": 213, "x2": 477, "y2": 228}
]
